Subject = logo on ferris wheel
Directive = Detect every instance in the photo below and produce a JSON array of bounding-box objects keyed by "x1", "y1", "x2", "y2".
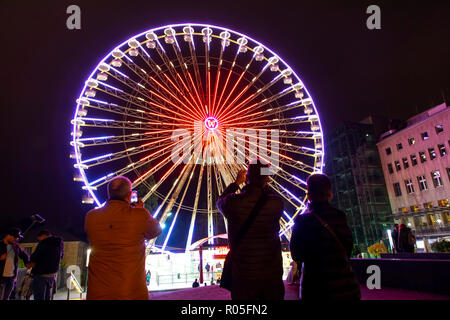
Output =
[{"x1": 204, "y1": 117, "x2": 219, "y2": 131}]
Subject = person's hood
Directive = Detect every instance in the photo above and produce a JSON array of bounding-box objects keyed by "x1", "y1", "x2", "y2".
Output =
[{"x1": 40, "y1": 236, "x2": 63, "y2": 247}]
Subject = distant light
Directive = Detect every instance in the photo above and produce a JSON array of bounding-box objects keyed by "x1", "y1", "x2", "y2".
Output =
[{"x1": 160, "y1": 223, "x2": 166, "y2": 229}]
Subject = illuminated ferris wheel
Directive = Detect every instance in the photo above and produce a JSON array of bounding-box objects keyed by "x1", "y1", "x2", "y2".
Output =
[{"x1": 70, "y1": 23, "x2": 324, "y2": 253}]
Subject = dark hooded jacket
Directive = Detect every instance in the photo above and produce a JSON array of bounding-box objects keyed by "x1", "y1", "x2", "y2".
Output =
[
  {"x1": 290, "y1": 201, "x2": 360, "y2": 300},
  {"x1": 30, "y1": 236, "x2": 64, "y2": 275},
  {"x1": 216, "y1": 182, "x2": 284, "y2": 282}
]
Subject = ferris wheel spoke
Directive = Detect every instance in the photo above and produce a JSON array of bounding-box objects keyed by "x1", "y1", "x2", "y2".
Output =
[
  {"x1": 214, "y1": 48, "x2": 239, "y2": 117},
  {"x1": 148, "y1": 75, "x2": 204, "y2": 121},
  {"x1": 210, "y1": 43, "x2": 225, "y2": 116},
  {"x1": 153, "y1": 44, "x2": 205, "y2": 118},
  {"x1": 187, "y1": 42, "x2": 206, "y2": 107},
  {"x1": 215, "y1": 59, "x2": 268, "y2": 120},
  {"x1": 87, "y1": 136, "x2": 192, "y2": 190},
  {"x1": 139, "y1": 142, "x2": 198, "y2": 202},
  {"x1": 133, "y1": 131, "x2": 199, "y2": 187},
  {"x1": 76, "y1": 117, "x2": 190, "y2": 131},
  {"x1": 81, "y1": 133, "x2": 184, "y2": 169},
  {"x1": 185, "y1": 160, "x2": 205, "y2": 253},
  {"x1": 160, "y1": 160, "x2": 197, "y2": 253},
  {"x1": 76, "y1": 131, "x2": 172, "y2": 147}
]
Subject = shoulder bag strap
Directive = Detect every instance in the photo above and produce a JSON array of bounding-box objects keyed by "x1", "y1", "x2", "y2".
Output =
[
  {"x1": 311, "y1": 213, "x2": 349, "y2": 261},
  {"x1": 232, "y1": 193, "x2": 268, "y2": 248}
]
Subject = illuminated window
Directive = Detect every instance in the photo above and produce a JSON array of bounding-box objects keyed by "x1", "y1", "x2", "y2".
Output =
[
  {"x1": 393, "y1": 183, "x2": 402, "y2": 197},
  {"x1": 419, "y1": 151, "x2": 427, "y2": 163},
  {"x1": 431, "y1": 170, "x2": 443, "y2": 188},
  {"x1": 417, "y1": 175, "x2": 428, "y2": 191},
  {"x1": 437, "y1": 199, "x2": 449, "y2": 207},
  {"x1": 421, "y1": 132, "x2": 429, "y2": 140},
  {"x1": 410, "y1": 205, "x2": 419, "y2": 212},
  {"x1": 398, "y1": 207, "x2": 408, "y2": 213},
  {"x1": 386, "y1": 147, "x2": 392, "y2": 155},
  {"x1": 395, "y1": 160, "x2": 401, "y2": 171},
  {"x1": 404, "y1": 179, "x2": 415, "y2": 194},
  {"x1": 438, "y1": 144, "x2": 447, "y2": 156},
  {"x1": 428, "y1": 148, "x2": 437, "y2": 160},
  {"x1": 387, "y1": 163, "x2": 394, "y2": 174},
  {"x1": 408, "y1": 138, "x2": 415, "y2": 145},
  {"x1": 423, "y1": 202, "x2": 433, "y2": 209},
  {"x1": 402, "y1": 157, "x2": 409, "y2": 169},
  {"x1": 397, "y1": 143, "x2": 403, "y2": 150},
  {"x1": 410, "y1": 154, "x2": 418, "y2": 166},
  {"x1": 435, "y1": 125, "x2": 444, "y2": 134}
]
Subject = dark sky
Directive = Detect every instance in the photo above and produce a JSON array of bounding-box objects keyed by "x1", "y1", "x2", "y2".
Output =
[{"x1": 1, "y1": 0, "x2": 449, "y2": 240}]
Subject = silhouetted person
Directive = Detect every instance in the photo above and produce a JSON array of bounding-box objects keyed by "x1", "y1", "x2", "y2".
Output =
[
  {"x1": 28, "y1": 230, "x2": 64, "y2": 300},
  {"x1": 0, "y1": 228, "x2": 30, "y2": 300},
  {"x1": 192, "y1": 279, "x2": 200, "y2": 288},
  {"x1": 217, "y1": 159, "x2": 284, "y2": 300},
  {"x1": 85, "y1": 176, "x2": 162, "y2": 300},
  {"x1": 290, "y1": 174, "x2": 361, "y2": 300},
  {"x1": 398, "y1": 223, "x2": 415, "y2": 253},
  {"x1": 392, "y1": 224, "x2": 399, "y2": 253}
]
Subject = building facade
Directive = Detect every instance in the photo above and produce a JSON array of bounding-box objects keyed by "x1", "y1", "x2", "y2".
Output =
[
  {"x1": 377, "y1": 103, "x2": 450, "y2": 246},
  {"x1": 326, "y1": 118, "x2": 394, "y2": 252}
]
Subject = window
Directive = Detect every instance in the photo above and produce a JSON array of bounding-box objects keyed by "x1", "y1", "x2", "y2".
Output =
[
  {"x1": 397, "y1": 143, "x2": 403, "y2": 150},
  {"x1": 423, "y1": 202, "x2": 433, "y2": 209},
  {"x1": 385, "y1": 147, "x2": 392, "y2": 155},
  {"x1": 438, "y1": 199, "x2": 449, "y2": 207},
  {"x1": 387, "y1": 163, "x2": 394, "y2": 174},
  {"x1": 417, "y1": 175, "x2": 428, "y2": 191},
  {"x1": 408, "y1": 138, "x2": 415, "y2": 145},
  {"x1": 404, "y1": 179, "x2": 415, "y2": 194},
  {"x1": 410, "y1": 205, "x2": 419, "y2": 212},
  {"x1": 398, "y1": 207, "x2": 408, "y2": 213},
  {"x1": 410, "y1": 154, "x2": 418, "y2": 166},
  {"x1": 419, "y1": 151, "x2": 427, "y2": 163},
  {"x1": 431, "y1": 170, "x2": 443, "y2": 187},
  {"x1": 438, "y1": 144, "x2": 447, "y2": 156},
  {"x1": 421, "y1": 132, "x2": 429, "y2": 140},
  {"x1": 394, "y1": 160, "x2": 401, "y2": 171},
  {"x1": 393, "y1": 183, "x2": 402, "y2": 197},
  {"x1": 428, "y1": 148, "x2": 437, "y2": 160},
  {"x1": 402, "y1": 157, "x2": 409, "y2": 169},
  {"x1": 435, "y1": 125, "x2": 444, "y2": 134}
]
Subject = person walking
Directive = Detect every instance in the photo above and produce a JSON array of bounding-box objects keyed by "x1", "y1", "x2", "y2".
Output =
[
  {"x1": 290, "y1": 174, "x2": 361, "y2": 300},
  {"x1": 0, "y1": 228, "x2": 30, "y2": 300},
  {"x1": 85, "y1": 176, "x2": 162, "y2": 300},
  {"x1": 217, "y1": 159, "x2": 284, "y2": 300},
  {"x1": 391, "y1": 224, "x2": 399, "y2": 253},
  {"x1": 28, "y1": 230, "x2": 64, "y2": 300}
]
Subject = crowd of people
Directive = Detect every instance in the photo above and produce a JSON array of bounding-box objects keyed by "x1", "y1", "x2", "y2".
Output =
[
  {"x1": 0, "y1": 229, "x2": 64, "y2": 300},
  {"x1": 2, "y1": 159, "x2": 416, "y2": 301}
]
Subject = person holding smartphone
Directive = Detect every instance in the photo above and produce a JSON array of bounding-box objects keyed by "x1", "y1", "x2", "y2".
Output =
[{"x1": 85, "y1": 176, "x2": 162, "y2": 300}]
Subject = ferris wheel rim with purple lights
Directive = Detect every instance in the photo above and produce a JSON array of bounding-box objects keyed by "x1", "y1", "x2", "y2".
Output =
[{"x1": 70, "y1": 23, "x2": 325, "y2": 252}]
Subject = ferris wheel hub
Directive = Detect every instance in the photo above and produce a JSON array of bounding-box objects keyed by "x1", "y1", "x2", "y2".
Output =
[{"x1": 204, "y1": 117, "x2": 219, "y2": 131}]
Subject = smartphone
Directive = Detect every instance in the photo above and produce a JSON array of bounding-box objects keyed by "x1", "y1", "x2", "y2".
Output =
[{"x1": 131, "y1": 190, "x2": 138, "y2": 203}]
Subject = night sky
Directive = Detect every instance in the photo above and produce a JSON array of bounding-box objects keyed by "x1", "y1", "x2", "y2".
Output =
[{"x1": 1, "y1": 0, "x2": 449, "y2": 243}]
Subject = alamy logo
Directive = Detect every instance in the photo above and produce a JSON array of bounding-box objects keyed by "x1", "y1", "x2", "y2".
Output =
[
  {"x1": 170, "y1": 121, "x2": 279, "y2": 175},
  {"x1": 366, "y1": 5, "x2": 381, "y2": 30},
  {"x1": 66, "y1": 5, "x2": 81, "y2": 30}
]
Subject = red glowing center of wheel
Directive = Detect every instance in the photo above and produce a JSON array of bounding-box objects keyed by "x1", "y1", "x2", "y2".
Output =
[{"x1": 204, "y1": 117, "x2": 219, "y2": 131}]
